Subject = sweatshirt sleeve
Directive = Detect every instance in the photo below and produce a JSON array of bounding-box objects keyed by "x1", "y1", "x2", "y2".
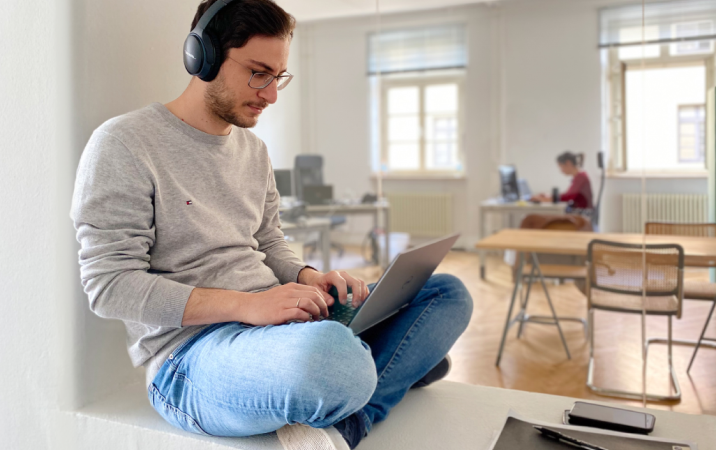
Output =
[
  {"x1": 70, "y1": 130, "x2": 195, "y2": 328},
  {"x1": 254, "y1": 158, "x2": 308, "y2": 284},
  {"x1": 560, "y1": 172, "x2": 587, "y2": 203}
]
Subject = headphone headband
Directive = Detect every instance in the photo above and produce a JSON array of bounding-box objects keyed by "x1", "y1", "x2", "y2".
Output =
[
  {"x1": 184, "y1": 0, "x2": 238, "y2": 81},
  {"x1": 193, "y1": 0, "x2": 235, "y2": 34}
]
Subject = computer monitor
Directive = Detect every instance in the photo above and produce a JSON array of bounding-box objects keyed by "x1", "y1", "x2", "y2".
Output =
[
  {"x1": 498, "y1": 165, "x2": 520, "y2": 202},
  {"x1": 274, "y1": 169, "x2": 294, "y2": 197}
]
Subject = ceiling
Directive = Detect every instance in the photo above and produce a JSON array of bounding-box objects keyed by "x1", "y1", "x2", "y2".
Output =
[{"x1": 275, "y1": 0, "x2": 500, "y2": 22}]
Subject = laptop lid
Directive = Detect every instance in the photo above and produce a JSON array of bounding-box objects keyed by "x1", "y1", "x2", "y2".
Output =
[{"x1": 348, "y1": 233, "x2": 460, "y2": 335}]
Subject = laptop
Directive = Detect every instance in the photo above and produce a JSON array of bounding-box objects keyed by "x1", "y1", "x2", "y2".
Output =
[
  {"x1": 325, "y1": 233, "x2": 460, "y2": 335},
  {"x1": 303, "y1": 185, "x2": 333, "y2": 205}
]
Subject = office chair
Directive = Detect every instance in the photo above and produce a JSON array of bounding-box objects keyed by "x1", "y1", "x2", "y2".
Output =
[
  {"x1": 591, "y1": 151, "x2": 605, "y2": 229},
  {"x1": 294, "y1": 155, "x2": 323, "y2": 201},
  {"x1": 645, "y1": 222, "x2": 716, "y2": 374},
  {"x1": 294, "y1": 155, "x2": 347, "y2": 257},
  {"x1": 586, "y1": 239, "x2": 684, "y2": 401}
]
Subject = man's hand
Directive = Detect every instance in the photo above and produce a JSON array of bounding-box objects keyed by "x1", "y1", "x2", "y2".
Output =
[
  {"x1": 298, "y1": 267, "x2": 370, "y2": 307},
  {"x1": 181, "y1": 284, "x2": 332, "y2": 327},
  {"x1": 239, "y1": 283, "x2": 334, "y2": 325}
]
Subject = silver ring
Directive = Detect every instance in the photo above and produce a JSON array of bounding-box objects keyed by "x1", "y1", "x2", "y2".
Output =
[{"x1": 296, "y1": 298, "x2": 302, "y2": 308}]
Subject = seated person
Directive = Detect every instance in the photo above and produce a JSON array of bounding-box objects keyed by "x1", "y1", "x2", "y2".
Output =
[
  {"x1": 532, "y1": 151, "x2": 593, "y2": 209},
  {"x1": 70, "y1": 1, "x2": 473, "y2": 449}
]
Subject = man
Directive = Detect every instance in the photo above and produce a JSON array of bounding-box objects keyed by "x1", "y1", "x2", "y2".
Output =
[{"x1": 70, "y1": 1, "x2": 472, "y2": 448}]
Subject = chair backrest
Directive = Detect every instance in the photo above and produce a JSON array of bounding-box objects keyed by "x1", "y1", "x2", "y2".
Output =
[
  {"x1": 587, "y1": 239, "x2": 683, "y2": 297},
  {"x1": 294, "y1": 155, "x2": 324, "y2": 201},
  {"x1": 645, "y1": 222, "x2": 716, "y2": 238},
  {"x1": 520, "y1": 214, "x2": 593, "y2": 232}
]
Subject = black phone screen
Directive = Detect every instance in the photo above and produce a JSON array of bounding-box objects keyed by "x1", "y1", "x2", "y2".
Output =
[{"x1": 570, "y1": 402, "x2": 648, "y2": 428}]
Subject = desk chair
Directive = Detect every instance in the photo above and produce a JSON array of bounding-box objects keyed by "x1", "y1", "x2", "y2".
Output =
[
  {"x1": 513, "y1": 214, "x2": 590, "y2": 339},
  {"x1": 294, "y1": 155, "x2": 347, "y2": 257},
  {"x1": 645, "y1": 222, "x2": 716, "y2": 374},
  {"x1": 586, "y1": 239, "x2": 684, "y2": 401}
]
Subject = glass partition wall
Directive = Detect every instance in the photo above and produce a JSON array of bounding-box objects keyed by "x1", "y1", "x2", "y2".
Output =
[
  {"x1": 600, "y1": 0, "x2": 715, "y2": 406},
  {"x1": 363, "y1": 0, "x2": 714, "y2": 412}
]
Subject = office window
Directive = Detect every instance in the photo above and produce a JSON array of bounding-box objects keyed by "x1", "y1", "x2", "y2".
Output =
[
  {"x1": 600, "y1": 1, "x2": 716, "y2": 172},
  {"x1": 383, "y1": 79, "x2": 462, "y2": 173},
  {"x1": 618, "y1": 26, "x2": 660, "y2": 60},
  {"x1": 624, "y1": 64, "x2": 706, "y2": 170},
  {"x1": 678, "y1": 104, "x2": 706, "y2": 163},
  {"x1": 671, "y1": 21, "x2": 714, "y2": 56},
  {"x1": 368, "y1": 24, "x2": 466, "y2": 175}
]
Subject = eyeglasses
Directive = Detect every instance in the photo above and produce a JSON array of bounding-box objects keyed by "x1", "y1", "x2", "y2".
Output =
[{"x1": 227, "y1": 57, "x2": 293, "y2": 90}]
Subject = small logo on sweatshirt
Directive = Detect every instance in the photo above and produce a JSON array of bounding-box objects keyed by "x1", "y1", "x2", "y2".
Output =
[{"x1": 186, "y1": 200, "x2": 193, "y2": 206}]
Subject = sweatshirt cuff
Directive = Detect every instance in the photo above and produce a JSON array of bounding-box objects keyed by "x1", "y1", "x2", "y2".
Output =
[
  {"x1": 141, "y1": 277, "x2": 195, "y2": 328},
  {"x1": 276, "y1": 262, "x2": 308, "y2": 285}
]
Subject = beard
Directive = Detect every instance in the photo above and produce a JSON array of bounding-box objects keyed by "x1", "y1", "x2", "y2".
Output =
[{"x1": 204, "y1": 72, "x2": 268, "y2": 129}]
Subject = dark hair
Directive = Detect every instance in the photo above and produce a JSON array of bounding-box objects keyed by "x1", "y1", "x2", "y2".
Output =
[
  {"x1": 557, "y1": 151, "x2": 584, "y2": 168},
  {"x1": 191, "y1": 0, "x2": 295, "y2": 60}
]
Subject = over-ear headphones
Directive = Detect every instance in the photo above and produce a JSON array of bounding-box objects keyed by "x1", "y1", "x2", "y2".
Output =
[{"x1": 183, "y1": 0, "x2": 237, "y2": 82}]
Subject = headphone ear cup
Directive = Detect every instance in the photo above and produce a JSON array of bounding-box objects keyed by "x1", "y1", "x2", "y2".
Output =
[
  {"x1": 183, "y1": 33, "x2": 205, "y2": 76},
  {"x1": 199, "y1": 30, "x2": 223, "y2": 82}
]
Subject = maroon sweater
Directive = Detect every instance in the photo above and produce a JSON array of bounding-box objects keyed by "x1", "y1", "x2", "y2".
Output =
[{"x1": 560, "y1": 171, "x2": 593, "y2": 209}]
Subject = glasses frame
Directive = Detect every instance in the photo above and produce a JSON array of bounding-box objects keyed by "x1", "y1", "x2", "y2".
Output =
[{"x1": 227, "y1": 56, "x2": 293, "y2": 91}]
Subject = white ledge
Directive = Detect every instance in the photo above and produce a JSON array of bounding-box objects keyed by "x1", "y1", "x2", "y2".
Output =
[{"x1": 67, "y1": 379, "x2": 716, "y2": 450}]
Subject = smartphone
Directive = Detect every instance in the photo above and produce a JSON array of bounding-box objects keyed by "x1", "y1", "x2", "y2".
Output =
[{"x1": 568, "y1": 401, "x2": 656, "y2": 434}]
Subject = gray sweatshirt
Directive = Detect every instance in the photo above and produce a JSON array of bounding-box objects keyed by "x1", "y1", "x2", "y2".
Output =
[{"x1": 70, "y1": 103, "x2": 306, "y2": 384}]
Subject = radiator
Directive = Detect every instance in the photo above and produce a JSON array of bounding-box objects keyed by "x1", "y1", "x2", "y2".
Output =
[
  {"x1": 622, "y1": 194, "x2": 708, "y2": 233},
  {"x1": 386, "y1": 192, "x2": 453, "y2": 237}
]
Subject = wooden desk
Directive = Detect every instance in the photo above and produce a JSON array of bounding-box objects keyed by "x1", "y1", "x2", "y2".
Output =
[
  {"x1": 475, "y1": 229, "x2": 716, "y2": 367},
  {"x1": 476, "y1": 229, "x2": 716, "y2": 268}
]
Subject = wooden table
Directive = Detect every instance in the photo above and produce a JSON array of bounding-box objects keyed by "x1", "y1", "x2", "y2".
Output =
[
  {"x1": 477, "y1": 229, "x2": 716, "y2": 269},
  {"x1": 475, "y1": 229, "x2": 716, "y2": 367}
]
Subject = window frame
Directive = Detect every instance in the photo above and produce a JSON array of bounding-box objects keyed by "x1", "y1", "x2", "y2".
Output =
[
  {"x1": 678, "y1": 103, "x2": 707, "y2": 164},
  {"x1": 379, "y1": 74, "x2": 465, "y2": 177},
  {"x1": 606, "y1": 43, "x2": 715, "y2": 176}
]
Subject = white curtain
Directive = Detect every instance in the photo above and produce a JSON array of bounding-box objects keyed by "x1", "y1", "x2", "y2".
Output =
[
  {"x1": 367, "y1": 24, "x2": 467, "y2": 75},
  {"x1": 600, "y1": 0, "x2": 716, "y2": 47}
]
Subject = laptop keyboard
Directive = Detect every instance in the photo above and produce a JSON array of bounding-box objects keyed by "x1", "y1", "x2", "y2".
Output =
[{"x1": 325, "y1": 296, "x2": 359, "y2": 325}]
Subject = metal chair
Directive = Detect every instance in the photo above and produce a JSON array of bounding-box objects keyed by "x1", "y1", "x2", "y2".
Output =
[
  {"x1": 513, "y1": 214, "x2": 591, "y2": 340},
  {"x1": 645, "y1": 222, "x2": 716, "y2": 374},
  {"x1": 586, "y1": 239, "x2": 684, "y2": 401}
]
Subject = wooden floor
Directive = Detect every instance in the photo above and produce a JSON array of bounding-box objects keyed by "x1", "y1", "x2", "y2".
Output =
[{"x1": 343, "y1": 250, "x2": 716, "y2": 417}]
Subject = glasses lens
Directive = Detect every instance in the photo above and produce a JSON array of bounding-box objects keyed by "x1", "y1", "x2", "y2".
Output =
[
  {"x1": 276, "y1": 74, "x2": 293, "y2": 91},
  {"x1": 249, "y1": 73, "x2": 273, "y2": 89}
]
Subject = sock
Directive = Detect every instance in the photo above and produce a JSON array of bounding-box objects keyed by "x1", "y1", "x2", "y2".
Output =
[{"x1": 333, "y1": 413, "x2": 366, "y2": 449}]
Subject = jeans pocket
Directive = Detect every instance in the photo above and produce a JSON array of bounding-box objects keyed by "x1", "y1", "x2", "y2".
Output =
[{"x1": 148, "y1": 384, "x2": 214, "y2": 437}]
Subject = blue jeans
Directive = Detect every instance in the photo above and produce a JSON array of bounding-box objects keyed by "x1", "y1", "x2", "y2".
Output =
[{"x1": 148, "y1": 273, "x2": 473, "y2": 437}]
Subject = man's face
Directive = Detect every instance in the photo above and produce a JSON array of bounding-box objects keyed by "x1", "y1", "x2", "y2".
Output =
[{"x1": 205, "y1": 35, "x2": 291, "y2": 128}]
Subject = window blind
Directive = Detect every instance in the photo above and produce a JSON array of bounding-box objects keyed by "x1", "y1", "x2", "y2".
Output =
[
  {"x1": 367, "y1": 24, "x2": 467, "y2": 75},
  {"x1": 599, "y1": 0, "x2": 716, "y2": 48}
]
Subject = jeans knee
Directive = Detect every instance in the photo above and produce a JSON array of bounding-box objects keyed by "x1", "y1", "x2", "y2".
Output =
[
  {"x1": 430, "y1": 273, "x2": 473, "y2": 324},
  {"x1": 288, "y1": 322, "x2": 377, "y2": 422}
]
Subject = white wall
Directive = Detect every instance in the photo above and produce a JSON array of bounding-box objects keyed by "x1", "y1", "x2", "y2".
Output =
[
  {"x1": 297, "y1": 5, "x2": 500, "y2": 247},
  {"x1": 1, "y1": 0, "x2": 70, "y2": 447},
  {"x1": 252, "y1": 34, "x2": 304, "y2": 169},
  {"x1": 2, "y1": 0, "x2": 218, "y2": 447},
  {"x1": 67, "y1": 0, "x2": 206, "y2": 409}
]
